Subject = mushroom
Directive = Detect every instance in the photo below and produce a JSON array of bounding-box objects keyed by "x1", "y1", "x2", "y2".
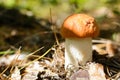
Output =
[{"x1": 60, "y1": 14, "x2": 99, "y2": 69}]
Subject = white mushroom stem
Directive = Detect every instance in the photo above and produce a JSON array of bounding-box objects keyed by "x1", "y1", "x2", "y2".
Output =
[{"x1": 65, "y1": 37, "x2": 92, "y2": 69}]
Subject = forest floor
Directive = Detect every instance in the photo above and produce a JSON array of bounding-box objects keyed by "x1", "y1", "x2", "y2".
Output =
[{"x1": 0, "y1": 6, "x2": 120, "y2": 80}]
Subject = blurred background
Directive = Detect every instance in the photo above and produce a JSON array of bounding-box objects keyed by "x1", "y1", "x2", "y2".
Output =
[{"x1": 0, "y1": 0, "x2": 120, "y2": 54}]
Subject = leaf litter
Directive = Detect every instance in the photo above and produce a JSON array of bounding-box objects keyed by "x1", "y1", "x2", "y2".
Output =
[{"x1": 0, "y1": 39, "x2": 120, "y2": 80}]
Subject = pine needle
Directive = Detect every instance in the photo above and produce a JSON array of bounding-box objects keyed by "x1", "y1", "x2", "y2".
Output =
[{"x1": 20, "y1": 46, "x2": 52, "y2": 70}]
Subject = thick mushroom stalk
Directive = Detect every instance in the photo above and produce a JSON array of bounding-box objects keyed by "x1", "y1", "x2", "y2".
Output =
[
  {"x1": 65, "y1": 37, "x2": 92, "y2": 68},
  {"x1": 61, "y1": 14, "x2": 99, "y2": 69}
]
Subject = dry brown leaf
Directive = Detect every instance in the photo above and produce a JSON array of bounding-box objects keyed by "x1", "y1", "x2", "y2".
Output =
[{"x1": 88, "y1": 63, "x2": 106, "y2": 80}]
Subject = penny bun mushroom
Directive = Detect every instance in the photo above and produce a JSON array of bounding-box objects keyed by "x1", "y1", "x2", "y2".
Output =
[{"x1": 60, "y1": 14, "x2": 99, "y2": 69}]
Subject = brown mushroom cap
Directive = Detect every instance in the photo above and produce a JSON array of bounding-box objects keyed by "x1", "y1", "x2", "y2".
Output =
[{"x1": 61, "y1": 14, "x2": 99, "y2": 38}]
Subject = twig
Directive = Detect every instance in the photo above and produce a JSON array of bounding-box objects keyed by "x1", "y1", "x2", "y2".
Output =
[
  {"x1": 50, "y1": 8, "x2": 59, "y2": 45},
  {"x1": 92, "y1": 39, "x2": 120, "y2": 46}
]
